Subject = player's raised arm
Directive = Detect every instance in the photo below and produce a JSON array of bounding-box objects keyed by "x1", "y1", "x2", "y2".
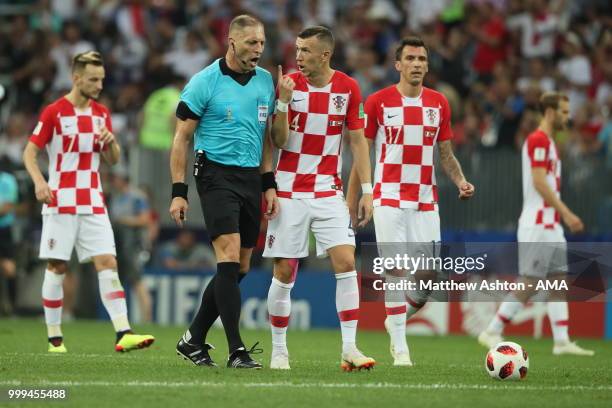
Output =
[
  {"x1": 271, "y1": 65, "x2": 294, "y2": 148},
  {"x1": 438, "y1": 140, "x2": 475, "y2": 200},
  {"x1": 169, "y1": 118, "x2": 197, "y2": 227}
]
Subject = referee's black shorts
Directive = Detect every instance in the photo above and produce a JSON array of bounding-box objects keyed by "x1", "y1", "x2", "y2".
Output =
[
  {"x1": 195, "y1": 158, "x2": 261, "y2": 248},
  {"x1": 0, "y1": 227, "x2": 14, "y2": 259}
]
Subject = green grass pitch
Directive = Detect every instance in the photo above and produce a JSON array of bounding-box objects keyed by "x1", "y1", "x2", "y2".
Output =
[{"x1": 0, "y1": 319, "x2": 610, "y2": 407}]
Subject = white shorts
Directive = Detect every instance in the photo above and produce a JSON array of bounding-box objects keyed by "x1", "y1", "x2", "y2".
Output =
[
  {"x1": 39, "y1": 214, "x2": 116, "y2": 263},
  {"x1": 373, "y1": 206, "x2": 441, "y2": 260},
  {"x1": 517, "y1": 225, "x2": 567, "y2": 278},
  {"x1": 263, "y1": 195, "x2": 355, "y2": 258}
]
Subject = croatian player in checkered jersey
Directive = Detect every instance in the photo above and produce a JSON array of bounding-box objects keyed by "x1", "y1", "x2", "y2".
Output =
[
  {"x1": 264, "y1": 26, "x2": 376, "y2": 371},
  {"x1": 478, "y1": 92, "x2": 594, "y2": 356},
  {"x1": 349, "y1": 37, "x2": 475, "y2": 366},
  {"x1": 23, "y1": 51, "x2": 154, "y2": 353}
]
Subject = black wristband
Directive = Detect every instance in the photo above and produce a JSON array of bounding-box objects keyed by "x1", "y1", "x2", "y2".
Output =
[
  {"x1": 261, "y1": 172, "x2": 277, "y2": 192},
  {"x1": 172, "y1": 182, "x2": 188, "y2": 200}
]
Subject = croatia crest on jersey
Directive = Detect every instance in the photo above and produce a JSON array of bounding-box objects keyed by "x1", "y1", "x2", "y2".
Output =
[
  {"x1": 332, "y1": 95, "x2": 346, "y2": 113},
  {"x1": 424, "y1": 108, "x2": 439, "y2": 126}
]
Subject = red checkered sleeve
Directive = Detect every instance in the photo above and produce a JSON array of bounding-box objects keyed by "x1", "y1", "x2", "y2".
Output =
[
  {"x1": 345, "y1": 78, "x2": 364, "y2": 131},
  {"x1": 30, "y1": 105, "x2": 56, "y2": 149},
  {"x1": 527, "y1": 132, "x2": 550, "y2": 168},
  {"x1": 437, "y1": 94, "x2": 453, "y2": 142},
  {"x1": 364, "y1": 94, "x2": 380, "y2": 140}
]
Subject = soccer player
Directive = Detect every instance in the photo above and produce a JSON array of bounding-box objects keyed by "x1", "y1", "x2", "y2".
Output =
[
  {"x1": 22, "y1": 51, "x2": 155, "y2": 353},
  {"x1": 169, "y1": 15, "x2": 278, "y2": 369},
  {"x1": 264, "y1": 26, "x2": 376, "y2": 371},
  {"x1": 351, "y1": 37, "x2": 474, "y2": 366},
  {"x1": 478, "y1": 92, "x2": 594, "y2": 356}
]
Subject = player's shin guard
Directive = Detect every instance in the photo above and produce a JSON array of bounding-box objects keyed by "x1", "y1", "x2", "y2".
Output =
[
  {"x1": 547, "y1": 301, "x2": 570, "y2": 344},
  {"x1": 267, "y1": 277, "x2": 293, "y2": 354},
  {"x1": 97, "y1": 269, "x2": 130, "y2": 333},
  {"x1": 486, "y1": 293, "x2": 523, "y2": 335},
  {"x1": 335, "y1": 271, "x2": 359, "y2": 352},
  {"x1": 42, "y1": 270, "x2": 64, "y2": 339}
]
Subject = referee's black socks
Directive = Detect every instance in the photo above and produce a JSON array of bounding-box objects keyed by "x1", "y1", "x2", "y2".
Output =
[
  {"x1": 188, "y1": 272, "x2": 246, "y2": 346},
  {"x1": 214, "y1": 262, "x2": 244, "y2": 353}
]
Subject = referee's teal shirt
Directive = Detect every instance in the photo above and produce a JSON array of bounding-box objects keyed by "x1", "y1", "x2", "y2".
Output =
[{"x1": 180, "y1": 58, "x2": 275, "y2": 168}]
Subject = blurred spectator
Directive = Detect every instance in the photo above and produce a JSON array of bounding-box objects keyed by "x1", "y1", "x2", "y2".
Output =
[
  {"x1": 485, "y1": 78, "x2": 525, "y2": 148},
  {"x1": 350, "y1": 47, "x2": 386, "y2": 98},
  {"x1": 517, "y1": 58, "x2": 555, "y2": 93},
  {"x1": 139, "y1": 73, "x2": 184, "y2": 150},
  {"x1": 163, "y1": 30, "x2": 218, "y2": 79},
  {"x1": 436, "y1": 26, "x2": 470, "y2": 96},
  {"x1": 0, "y1": 168, "x2": 18, "y2": 315},
  {"x1": 507, "y1": 0, "x2": 560, "y2": 59},
  {"x1": 0, "y1": 113, "x2": 30, "y2": 168},
  {"x1": 557, "y1": 32, "x2": 592, "y2": 117},
  {"x1": 597, "y1": 96, "x2": 612, "y2": 169},
  {"x1": 108, "y1": 168, "x2": 153, "y2": 322},
  {"x1": 50, "y1": 21, "x2": 94, "y2": 92},
  {"x1": 468, "y1": 1, "x2": 508, "y2": 83},
  {"x1": 158, "y1": 230, "x2": 216, "y2": 270}
]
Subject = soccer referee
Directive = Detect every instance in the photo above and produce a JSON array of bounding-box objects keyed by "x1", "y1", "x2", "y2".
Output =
[{"x1": 169, "y1": 15, "x2": 279, "y2": 369}]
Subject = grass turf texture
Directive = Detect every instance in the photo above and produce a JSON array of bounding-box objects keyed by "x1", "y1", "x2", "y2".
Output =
[{"x1": 0, "y1": 319, "x2": 610, "y2": 407}]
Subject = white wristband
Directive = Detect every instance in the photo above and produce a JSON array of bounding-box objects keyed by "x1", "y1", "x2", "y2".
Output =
[
  {"x1": 361, "y1": 183, "x2": 373, "y2": 194},
  {"x1": 276, "y1": 100, "x2": 288, "y2": 113}
]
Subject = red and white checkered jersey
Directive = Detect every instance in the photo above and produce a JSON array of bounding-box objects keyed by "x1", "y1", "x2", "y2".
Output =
[
  {"x1": 30, "y1": 97, "x2": 111, "y2": 215},
  {"x1": 275, "y1": 70, "x2": 364, "y2": 199},
  {"x1": 364, "y1": 86, "x2": 452, "y2": 211},
  {"x1": 518, "y1": 130, "x2": 561, "y2": 229}
]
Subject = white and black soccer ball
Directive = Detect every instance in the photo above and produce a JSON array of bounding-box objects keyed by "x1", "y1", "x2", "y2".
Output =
[{"x1": 485, "y1": 341, "x2": 529, "y2": 380}]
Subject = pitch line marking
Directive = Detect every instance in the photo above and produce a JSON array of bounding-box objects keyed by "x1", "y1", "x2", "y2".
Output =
[{"x1": 0, "y1": 380, "x2": 610, "y2": 392}]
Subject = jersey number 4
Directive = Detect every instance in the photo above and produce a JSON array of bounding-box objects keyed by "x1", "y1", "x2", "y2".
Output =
[{"x1": 290, "y1": 113, "x2": 301, "y2": 131}]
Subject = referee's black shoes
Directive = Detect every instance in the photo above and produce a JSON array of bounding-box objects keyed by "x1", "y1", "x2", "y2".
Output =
[
  {"x1": 227, "y1": 342, "x2": 263, "y2": 369},
  {"x1": 176, "y1": 337, "x2": 217, "y2": 367}
]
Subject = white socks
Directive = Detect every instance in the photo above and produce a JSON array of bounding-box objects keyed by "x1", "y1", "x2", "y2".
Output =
[
  {"x1": 547, "y1": 301, "x2": 570, "y2": 344},
  {"x1": 385, "y1": 274, "x2": 408, "y2": 353},
  {"x1": 487, "y1": 293, "x2": 523, "y2": 334},
  {"x1": 335, "y1": 271, "x2": 360, "y2": 353},
  {"x1": 98, "y1": 269, "x2": 130, "y2": 332},
  {"x1": 42, "y1": 270, "x2": 64, "y2": 338},
  {"x1": 267, "y1": 277, "x2": 294, "y2": 354}
]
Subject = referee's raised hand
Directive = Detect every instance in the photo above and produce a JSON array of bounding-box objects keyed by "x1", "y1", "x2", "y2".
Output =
[{"x1": 169, "y1": 197, "x2": 188, "y2": 227}]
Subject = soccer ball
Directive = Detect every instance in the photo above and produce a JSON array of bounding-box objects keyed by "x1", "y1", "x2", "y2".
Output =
[{"x1": 485, "y1": 341, "x2": 529, "y2": 380}]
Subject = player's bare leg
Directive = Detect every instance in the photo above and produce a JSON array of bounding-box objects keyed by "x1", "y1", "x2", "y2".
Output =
[
  {"x1": 328, "y1": 245, "x2": 375, "y2": 371},
  {"x1": 268, "y1": 258, "x2": 298, "y2": 369},
  {"x1": 92, "y1": 254, "x2": 154, "y2": 352},
  {"x1": 44, "y1": 260, "x2": 69, "y2": 352},
  {"x1": 548, "y1": 273, "x2": 594, "y2": 356}
]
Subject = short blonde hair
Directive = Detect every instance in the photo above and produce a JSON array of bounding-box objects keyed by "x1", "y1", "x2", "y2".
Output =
[{"x1": 72, "y1": 51, "x2": 103, "y2": 73}]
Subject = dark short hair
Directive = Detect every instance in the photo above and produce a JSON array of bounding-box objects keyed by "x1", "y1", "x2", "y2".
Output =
[
  {"x1": 298, "y1": 26, "x2": 335, "y2": 50},
  {"x1": 539, "y1": 92, "x2": 569, "y2": 113},
  {"x1": 229, "y1": 14, "x2": 262, "y2": 34},
  {"x1": 72, "y1": 51, "x2": 103, "y2": 73},
  {"x1": 395, "y1": 36, "x2": 428, "y2": 61}
]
